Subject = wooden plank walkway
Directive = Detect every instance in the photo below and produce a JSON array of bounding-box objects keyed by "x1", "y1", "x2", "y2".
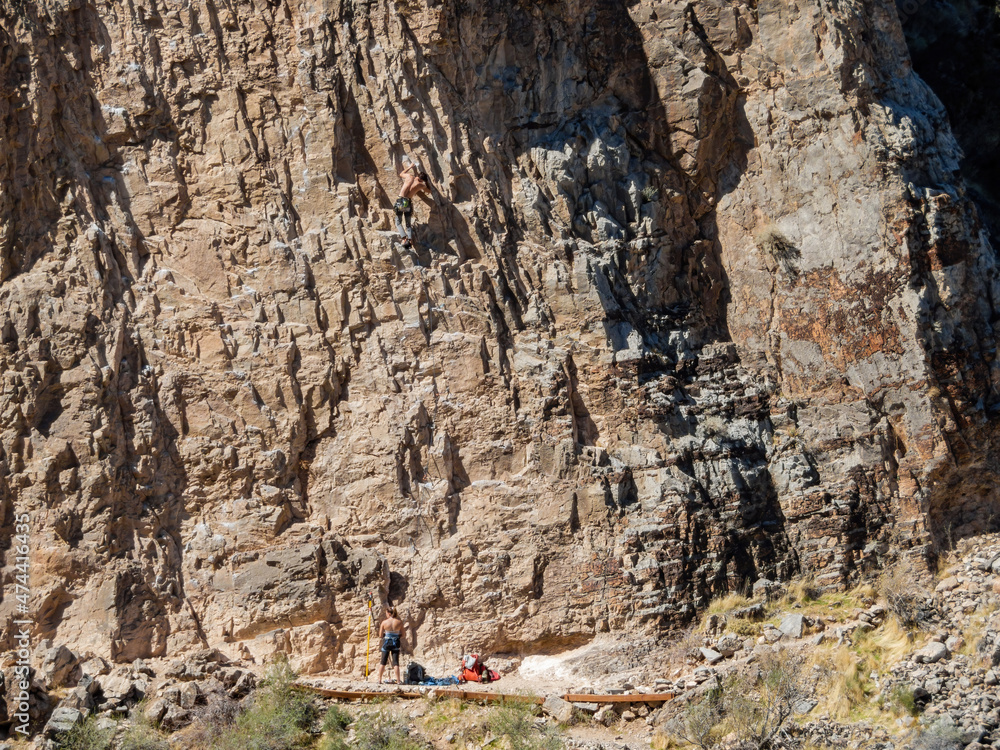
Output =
[
  {"x1": 296, "y1": 684, "x2": 542, "y2": 704},
  {"x1": 295, "y1": 683, "x2": 674, "y2": 705}
]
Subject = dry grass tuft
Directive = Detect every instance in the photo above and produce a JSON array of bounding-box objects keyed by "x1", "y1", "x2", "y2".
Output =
[
  {"x1": 727, "y1": 619, "x2": 762, "y2": 637},
  {"x1": 650, "y1": 733, "x2": 687, "y2": 750},
  {"x1": 485, "y1": 701, "x2": 561, "y2": 750},
  {"x1": 867, "y1": 616, "x2": 915, "y2": 663},
  {"x1": 823, "y1": 644, "x2": 868, "y2": 720},
  {"x1": 698, "y1": 576, "x2": 878, "y2": 639},
  {"x1": 683, "y1": 579, "x2": 939, "y2": 741},
  {"x1": 810, "y1": 616, "x2": 913, "y2": 722},
  {"x1": 706, "y1": 593, "x2": 751, "y2": 617},
  {"x1": 663, "y1": 626, "x2": 705, "y2": 665},
  {"x1": 852, "y1": 582, "x2": 876, "y2": 601},
  {"x1": 961, "y1": 600, "x2": 999, "y2": 665},
  {"x1": 780, "y1": 578, "x2": 821, "y2": 607}
]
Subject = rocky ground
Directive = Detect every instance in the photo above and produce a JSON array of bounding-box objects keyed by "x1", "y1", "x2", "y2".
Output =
[
  {"x1": 1, "y1": 534, "x2": 996, "y2": 748},
  {"x1": 647, "y1": 533, "x2": 1000, "y2": 750}
]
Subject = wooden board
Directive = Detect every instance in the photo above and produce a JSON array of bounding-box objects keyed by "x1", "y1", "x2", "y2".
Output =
[
  {"x1": 295, "y1": 684, "x2": 672, "y2": 706},
  {"x1": 296, "y1": 685, "x2": 541, "y2": 704}
]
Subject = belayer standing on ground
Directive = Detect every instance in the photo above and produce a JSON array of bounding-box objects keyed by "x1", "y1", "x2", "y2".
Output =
[
  {"x1": 376, "y1": 605, "x2": 405, "y2": 684},
  {"x1": 394, "y1": 162, "x2": 430, "y2": 248}
]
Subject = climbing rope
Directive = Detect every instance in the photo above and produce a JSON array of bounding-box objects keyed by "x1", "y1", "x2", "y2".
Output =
[
  {"x1": 365, "y1": 591, "x2": 375, "y2": 680},
  {"x1": 423, "y1": 277, "x2": 444, "y2": 425}
]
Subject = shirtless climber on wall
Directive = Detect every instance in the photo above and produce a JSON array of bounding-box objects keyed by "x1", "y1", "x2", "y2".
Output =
[{"x1": 394, "y1": 161, "x2": 430, "y2": 248}]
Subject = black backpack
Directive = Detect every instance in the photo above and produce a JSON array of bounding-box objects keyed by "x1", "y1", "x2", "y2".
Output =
[{"x1": 405, "y1": 662, "x2": 425, "y2": 685}]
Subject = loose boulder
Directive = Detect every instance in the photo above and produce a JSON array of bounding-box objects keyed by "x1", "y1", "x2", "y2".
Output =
[
  {"x1": 542, "y1": 694, "x2": 575, "y2": 724},
  {"x1": 44, "y1": 707, "x2": 83, "y2": 737},
  {"x1": 699, "y1": 648, "x2": 724, "y2": 665},
  {"x1": 914, "y1": 641, "x2": 950, "y2": 664},
  {"x1": 39, "y1": 644, "x2": 79, "y2": 689},
  {"x1": 778, "y1": 613, "x2": 804, "y2": 638},
  {"x1": 594, "y1": 705, "x2": 617, "y2": 726}
]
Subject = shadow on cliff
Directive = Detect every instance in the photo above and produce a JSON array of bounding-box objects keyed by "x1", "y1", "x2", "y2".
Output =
[
  {"x1": 382, "y1": 0, "x2": 794, "y2": 624},
  {"x1": 0, "y1": 14, "x2": 65, "y2": 282},
  {"x1": 580, "y1": 2, "x2": 751, "y2": 362},
  {"x1": 391, "y1": 0, "x2": 752, "y2": 360},
  {"x1": 491, "y1": 3, "x2": 786, "y2": 601},
  {"x1": 0, "y1": 4, "x2": 160, "y2": 291}
]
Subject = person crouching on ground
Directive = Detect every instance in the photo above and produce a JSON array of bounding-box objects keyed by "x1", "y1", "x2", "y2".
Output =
[
  {"x1": 376, "y1": 606, "x2": 405, "y2": 684},
  {"x1": 394, "y1": 162, "x2": 430, "y2": 248}
]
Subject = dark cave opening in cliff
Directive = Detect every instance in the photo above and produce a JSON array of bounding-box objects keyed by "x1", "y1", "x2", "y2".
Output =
[{"x1": 897, "y1": 0, "x2": 1000, "y2": 239}]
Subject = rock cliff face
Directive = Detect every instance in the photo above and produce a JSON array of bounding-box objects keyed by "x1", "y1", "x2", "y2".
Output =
[{"x1": 1, "y1": 0, "x2": 998, "y2": 676}]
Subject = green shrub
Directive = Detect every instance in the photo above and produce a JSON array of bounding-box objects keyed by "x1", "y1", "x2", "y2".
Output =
[
  {"x1": 210, "y1": 659, "x2": 318, "y2": 750},
  {"x1": 663, "y1": 691, "x2": 723, "y2": 750},
  {"x1": 317, "y1": 732, "x2": 351, "y2": 750},
  {"x1": 486, "y1": 702, "x2": 561, "y2": 750},
  {"x1": 727, "y1": 618, "x2": 761, "y2": 637},
  {"x1": 889, "y1": 684, "x2": 920, "y2": 717},
  {"x1": 352, "y1": 709, "x2": 423, "y2": 750},
  {"x1": 911, "y1": 721, "x2": 965, "y2": 750},
  {"x1": 640, "y1": 185, "x2": 660, "y2": 202},
  {"x1": 56, "y1": 717, "x2": 113, "y2": 750},
  {"x1": 322, "y1": 704, "x2": 353, "y2": 733},
  {"x1": 318, "y1": 704, "x2": 353, "y2": 750},
  {"x1": 258, "y1": 659, "x2": 319, "y2": 727},
  {"x1": 722, "y1": 652, "x2": 806, "y2": 750},
  {"x1": 119, "y1": 712, "x2": 170, "y2": 750}
]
